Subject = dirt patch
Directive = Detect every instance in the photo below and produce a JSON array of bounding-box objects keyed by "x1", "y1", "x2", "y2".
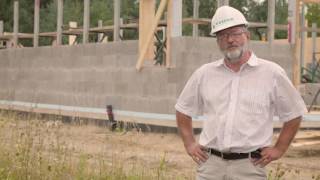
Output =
[{"x1": 44, "y1": 124, "x2": 320, "y2": 179}]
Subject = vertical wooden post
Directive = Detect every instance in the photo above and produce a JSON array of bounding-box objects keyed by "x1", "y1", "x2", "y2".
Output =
[
  {"x1": 56, "y1": 0, "x2": 63, "y2": 45},
  {"x1": 0, "y1": 21, "x2": 3, "y2": 48},
  {"x1": 300, "y1": 3, "x2": 306, "y2": 71},
  {"x1": 98, "y1": 20, "x2": 103, "y2": 42},
  {"x1": 0, "y1": 21, "x2": 3, "y2": 35},
  {"x1": 288, "y1": 0, "x2": 297, "y2": 44},
  {"x1": 33, "y1": 0, "x2": 40, "y2": 47},
  {"x1": 170, "y1": 0, "x2": 182, "y2": 37},
  {"x1": 114, "y1": 0, "x2": 120, "y2": 41},
  {"x1": 83, "y1": 0, "x2": 90, "y2": 44},
  {"x1": 192, "y1": 0, "x2": 199, "y2": 37},
  {"x1": 312, "y1": 23, "x2": 317, "y2": 65},
  {"x1": 293, "y1": 0, "x2": 301, "y2": 87},
  {"x1": 13, "y1": 0, "x2": 19, "y2": 48},
  {"x1": 139, "y1": 0, "x2": 155, "y2": 60},
  {"x1": 166, "y1": 0, "x2": 172, "y2": 68},
  {"x1": 69, "y1": 21, "x2": 77, "y2": 45},
  {"x1": 120, "y1": 18, "x2": 124, "y2": 40},
  {"x1": 267, "y1": 0, "x2": 275, "y2": 44},
  {"x1": 166, "y1": 0, "x2": 182, "y2": 68}
]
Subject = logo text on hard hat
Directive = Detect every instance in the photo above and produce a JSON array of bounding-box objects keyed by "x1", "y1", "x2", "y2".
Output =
[{"x1": 215, "y1": 18, "x2": 234, "y2": 26}]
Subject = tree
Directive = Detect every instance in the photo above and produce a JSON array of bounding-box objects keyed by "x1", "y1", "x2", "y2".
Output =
[
  {"x1": 246, "y1": 0, "x2": 288, "y2": 40},
  {"x1": 0, "y1": 0, "x2": 56, "y2": 46},
  {"x1": 305, "y1": 3, "x2": 320, "y2": 30}
]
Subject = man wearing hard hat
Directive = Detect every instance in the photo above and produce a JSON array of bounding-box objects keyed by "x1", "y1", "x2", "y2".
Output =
[{"x1": 175, "y1": 6, "x2": 307, "y2": 180}]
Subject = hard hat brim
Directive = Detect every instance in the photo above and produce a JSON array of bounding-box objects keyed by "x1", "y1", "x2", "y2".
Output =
[{"x1": 210, "y1": 23, "x2": 248, "y2": 37}]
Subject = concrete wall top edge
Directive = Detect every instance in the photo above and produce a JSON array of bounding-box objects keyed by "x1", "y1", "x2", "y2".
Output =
[{"x1": 0, "y1": 39, "x2": 139, "y2": 53}]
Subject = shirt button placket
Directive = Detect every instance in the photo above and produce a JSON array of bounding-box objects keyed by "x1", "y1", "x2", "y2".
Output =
[{"x1": 223, "y1": 74, "x2": 240, "y2": 150}]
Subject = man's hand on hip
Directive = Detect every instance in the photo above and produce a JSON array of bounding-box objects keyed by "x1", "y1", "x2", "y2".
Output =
[
  {"x1": 251, "y1": 147, "x2": 284, "y2": 167},
  {"x1": 186, "y1": 142, "x2": 209, "y2": 165}
]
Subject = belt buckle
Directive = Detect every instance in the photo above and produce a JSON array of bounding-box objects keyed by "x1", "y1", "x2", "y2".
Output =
[{"x1": 220, "y1": 152, "x2": 224, "y2": 159}]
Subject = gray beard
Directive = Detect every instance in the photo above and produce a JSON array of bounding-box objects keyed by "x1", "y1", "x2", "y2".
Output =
[
  {"x1": 225, "y1": 49, "x2": 243, "y2": 63},
  {"x1": 221, "y1": 43, "x2": 248, "y2": 64}
]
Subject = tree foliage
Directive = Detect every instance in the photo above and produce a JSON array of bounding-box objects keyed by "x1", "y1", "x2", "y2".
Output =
[{"x1": 306, "y1": 3, "x2": 320, "y2": 28}]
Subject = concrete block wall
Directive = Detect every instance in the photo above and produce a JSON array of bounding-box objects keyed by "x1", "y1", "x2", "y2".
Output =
[
  {"x1": 0, "y1": 41, "x2": 177, "y2": 114},
  {"x1": 0, "y1": 37, "x2": 295, "y2": 115}
]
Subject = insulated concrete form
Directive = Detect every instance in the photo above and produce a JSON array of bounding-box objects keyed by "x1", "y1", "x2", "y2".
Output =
[{"x1": 0, "y1": 37, "x2": 295, "y2": 115}]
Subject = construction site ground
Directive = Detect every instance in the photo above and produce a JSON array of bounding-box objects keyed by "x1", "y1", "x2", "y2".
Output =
[{"x1": 1, "y1": 117, "x2": 320, "y2": 179}]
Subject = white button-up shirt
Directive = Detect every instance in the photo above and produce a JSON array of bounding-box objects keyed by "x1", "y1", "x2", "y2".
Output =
[{"x1": 175, "y1": 53, "x2": 307, "y2": 153}]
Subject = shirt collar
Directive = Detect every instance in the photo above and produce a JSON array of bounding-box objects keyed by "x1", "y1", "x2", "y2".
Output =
[
  {"x1": 246, "y1": 53, "x2": 259, "y2": 67},
  {"x1": 212, "y1": 59, "x2": 224, "y2": 67},
  {"x1": 212, "y1": 52, "x2": 259, "y2": 67}
]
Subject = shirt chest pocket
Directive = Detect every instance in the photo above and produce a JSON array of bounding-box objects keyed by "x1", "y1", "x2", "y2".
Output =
[{"x1": 238, "y1": 89, "x2": 270, "y2": 115}]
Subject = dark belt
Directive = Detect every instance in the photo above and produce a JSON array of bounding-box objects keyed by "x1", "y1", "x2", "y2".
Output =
[{"x1": 208, "y1": 148, "x2": 262, "y2": 160}]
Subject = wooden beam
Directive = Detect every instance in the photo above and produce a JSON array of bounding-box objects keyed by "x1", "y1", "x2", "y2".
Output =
[
  {"x1": 0, "y1": 35, "x2": 12, "y2": 41},
  {"x1": 302, "y1": 0, "x2": 320, "y2": 3},
  {"x1": 300, "y1": 26, "x2": 320, "y2": 33},
  {"x1": 139, "y1": 0, "x2": 155, "y2": 61},
  {"x1": 136, "y1": 0, "x2": 168, "y2": 71},
  {"x1": 39, "y1": 32, "x2": 57, "y2": 37},
  {"x1": 183, "y1": 18, "x2": 210, "y2": 25}
]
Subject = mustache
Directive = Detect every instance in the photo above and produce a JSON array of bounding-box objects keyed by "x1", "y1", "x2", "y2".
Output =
[{"x1": 227, "y1": 45, "x2": 239, "y2": 49}]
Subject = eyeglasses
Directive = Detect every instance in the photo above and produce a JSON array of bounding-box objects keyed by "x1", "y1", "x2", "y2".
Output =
[{"x1": 217, "y1": 30, "x2": 247, "y2": 41}]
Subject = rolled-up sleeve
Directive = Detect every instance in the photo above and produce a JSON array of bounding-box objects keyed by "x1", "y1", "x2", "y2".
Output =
[
  {"x1": 175, "y1": 70, "x2": 204, "y2": 117},
  {"x1": 274, "y1": 69, "x2": 307, "y2": 122}
]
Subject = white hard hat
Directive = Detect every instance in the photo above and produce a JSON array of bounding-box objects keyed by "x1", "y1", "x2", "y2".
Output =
[{"x1": 210, "y1": 6, "x2": 248, "y2": 36}]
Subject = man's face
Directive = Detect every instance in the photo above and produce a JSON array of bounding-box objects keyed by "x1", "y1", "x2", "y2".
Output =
[{"x1": 216, "y1": 26, "x2": 250, "y2": 63}]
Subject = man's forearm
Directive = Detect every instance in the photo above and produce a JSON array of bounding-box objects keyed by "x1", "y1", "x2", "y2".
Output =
[
  {"x1": 176, "y1": 111, "x2": 195, "y2": 148},
  {"x1": 253, "y1": 116, "x2": 302, "y2": 167},
  {"x1": 275, "y1": 116, "x2": 302, "y2": 154},
  {"x1": 176, "y1": 111, "x2": 209, "y2": 163}
]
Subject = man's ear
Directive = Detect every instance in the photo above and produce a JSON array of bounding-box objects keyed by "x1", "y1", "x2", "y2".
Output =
[{"x1": 246, "y1": 31, "x2": 251, "y2": 40}]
